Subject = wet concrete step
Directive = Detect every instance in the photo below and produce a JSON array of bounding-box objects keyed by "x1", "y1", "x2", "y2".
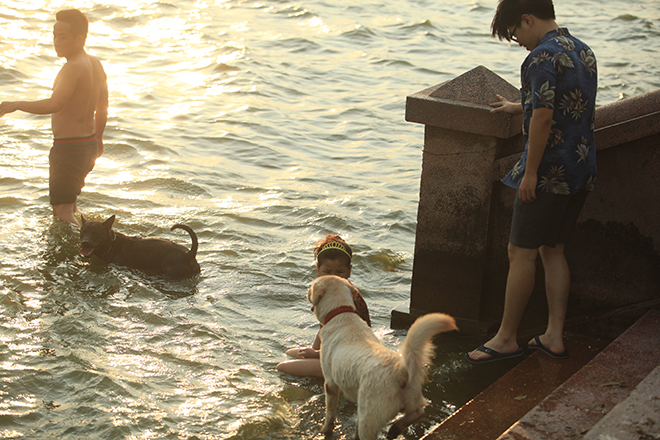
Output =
[
  {"x1": 496, "y1": 308, "x2": 660, "y2": 439},
  {"x1": 420, "y1": 333, "x2": 606, "y2": 440},
  {"x1": 421, "y1": 308, "x2": 660, "y2": 440},
  {"x1": 582, "y1": 364, "x2": 660, "y2": 440}
]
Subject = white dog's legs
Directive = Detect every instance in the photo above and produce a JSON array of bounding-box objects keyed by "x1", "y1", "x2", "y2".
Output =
[
  {"x1": 356, "y1": 404, "x2": 395, "y2": 440},
  {"x1": 386, "y1": 407, "x2": 425, "y2": 439},
  {"x1": 321, "y1": 381, "x2": 340, "y2": 434},
  {"x1": 356, "y1": 418, "x2": 382, "y2": 440}
]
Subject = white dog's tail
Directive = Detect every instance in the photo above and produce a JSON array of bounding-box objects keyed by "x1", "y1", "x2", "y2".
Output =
[{"x1": 399, "y1": 313, "x2": 456, "y2": 392}]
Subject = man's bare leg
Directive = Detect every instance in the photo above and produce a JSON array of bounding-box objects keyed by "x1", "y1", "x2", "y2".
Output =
[
  {"x1": 467, "y1": 243, "x2": 538, "y2": 361},
  {"x1": 53, "y1": 203, "x2": 80, "y2": 227},
  {"x1": 532, "y1": 244, "x2": 569, "y2": 354}
]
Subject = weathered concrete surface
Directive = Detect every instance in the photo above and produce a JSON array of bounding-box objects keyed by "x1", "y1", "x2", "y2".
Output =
[
  {"x1": 409, "y1": 128, "x2": 498, "y2": 321},
  {"x1": 420, "y1": 333, "x2": 606, "y2": 440},
  {"x1": 421, "y1": 309, "x2": 660, "y2": 440},
  {"x1": 497, "y1": 309, "x2": 660, "y2": 440},
  {"x1": 594, "y1": 90, "x2": 660, "y2": 150},
  {"x1": 484, "y1": 93, "x2": 660, "y2": 337},
  {"x1": 402, "y1": 66, "x2": 523, "y2": 330},
  {"x1": 405, "y1": 65, "x2": 522, "y2": 138},
  {"x1": 582, "y1": 364, "x2": 660, "y2": 440},
  {"x1": 485, "y1": 91, "x2": 660, "y2": 334},
  {"x1": 403, "y1": 68, "x2": 660, "y2": 440},
  {"x1": 566, "y1": 92, "x2": 660, "y2": 336},
  {"x1": 398, "y1": 66, "x2": 660, "y2": 335}
]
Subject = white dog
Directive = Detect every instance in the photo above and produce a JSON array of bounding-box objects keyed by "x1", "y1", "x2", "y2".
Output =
[{"x1": 307, "y1": 275, "x2": 457, "y2": 440}]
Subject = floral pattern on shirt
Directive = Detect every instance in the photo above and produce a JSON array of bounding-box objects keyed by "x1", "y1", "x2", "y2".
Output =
[{"x1": 502, "y1": 28, "x2": 598, "y2": 195}]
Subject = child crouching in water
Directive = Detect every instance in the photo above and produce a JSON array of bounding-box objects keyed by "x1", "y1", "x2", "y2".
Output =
[{"x1": 276, "y1": 234, "x2": 371, "y2": 377}]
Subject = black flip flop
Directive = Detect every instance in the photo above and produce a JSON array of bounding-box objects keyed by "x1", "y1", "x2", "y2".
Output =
[
  {"x1": 466, "y1": 345, "x2": 524, "y2": 364},
  {"x1": 528, "y1": 335, "x2": 569, "y2": 359}
]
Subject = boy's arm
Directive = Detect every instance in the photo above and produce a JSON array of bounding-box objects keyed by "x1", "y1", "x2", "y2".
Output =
[
  {"x1": 520, "y1": 107, "x2": 554, "y2": 203},
  {"x1": 95, "y1": 73, "x2": 109, "y2": 156},
  {"x1": 0, "y1": 64, "x2": 80, "y2": 117}
]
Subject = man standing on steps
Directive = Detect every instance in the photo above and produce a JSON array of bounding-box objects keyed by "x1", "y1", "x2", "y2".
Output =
[
  {"x1": 0, "y1": 9, "x2": 108, "y2": 227},
  {"x1": 467, "y1": 0, "x2": 597, "y2": 363}
]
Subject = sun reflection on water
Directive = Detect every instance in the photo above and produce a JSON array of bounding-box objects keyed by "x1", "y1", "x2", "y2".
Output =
[{"x1": 1, "y1": 0, "x2": 658, "y2": 438}]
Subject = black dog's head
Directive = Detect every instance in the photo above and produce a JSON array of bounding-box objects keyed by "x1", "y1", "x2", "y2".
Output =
[{"x1": 79, "y1": 215, "x2": 115, "y2": 257}]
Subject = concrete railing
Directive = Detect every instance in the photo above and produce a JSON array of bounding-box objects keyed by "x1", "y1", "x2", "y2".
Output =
[{"x1": 392, "y1": 66, "x2": 660, "y2": 335}]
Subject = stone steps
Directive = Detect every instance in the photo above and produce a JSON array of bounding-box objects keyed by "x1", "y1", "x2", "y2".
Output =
[
  {"x1": 421, "y1": 308, "x2": 660, "y2": 440},
  {"x1": 582, "y1": 364, "x2": 660, "y2": 440}
]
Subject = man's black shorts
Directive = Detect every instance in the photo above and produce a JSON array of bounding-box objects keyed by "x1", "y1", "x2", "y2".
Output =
[
  {"x1": 49, "y1": 134, "x2": 98, "y2": 206},
  {"x1": 509, "y1": 189, "x2": 589, "y2": 249}
]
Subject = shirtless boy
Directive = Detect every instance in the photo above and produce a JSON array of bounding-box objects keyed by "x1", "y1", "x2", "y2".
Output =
[{"x1": 0, "y1": 9, "x2": 108, "y2": 227}]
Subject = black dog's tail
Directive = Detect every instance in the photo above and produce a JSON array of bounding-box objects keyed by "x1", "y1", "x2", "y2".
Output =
[{"x1": 171, "y1": 224, "x2": 199, "y2": 258}]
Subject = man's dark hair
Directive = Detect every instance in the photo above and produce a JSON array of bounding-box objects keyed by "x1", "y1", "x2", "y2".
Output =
[
  {"x1": 56, "y1": 9, "x2": 89, "y2": 42},
  {"x1": 491, "y1": 0, "x2": 556, "y2": 41}
]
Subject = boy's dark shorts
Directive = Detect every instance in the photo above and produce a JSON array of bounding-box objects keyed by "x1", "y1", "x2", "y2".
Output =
[
  {"x1": 510, "y1": 189, "x2": 589, "y2": 249},
  {"x1": 49, "y1": 135, "x2": 98, "y2": 206}
]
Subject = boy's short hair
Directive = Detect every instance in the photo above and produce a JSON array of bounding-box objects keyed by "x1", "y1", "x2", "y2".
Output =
[
  {"x1": 491, "y1": 0, "x2": 556, "y2": 41},
  {"x1": 56, "y1": 9, "x2": 89, "y2": 42},
  {"x1": 314, "y1": 234, "x2": 352, "y2": 267}
]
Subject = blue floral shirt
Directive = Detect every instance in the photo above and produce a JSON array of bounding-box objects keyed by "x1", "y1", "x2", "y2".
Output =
[{"x1": 502, "y1": 28, "x2": 598, "y2": 195}]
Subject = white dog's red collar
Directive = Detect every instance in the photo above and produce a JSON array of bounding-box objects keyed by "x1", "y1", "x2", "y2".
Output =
[{"x1": 322, "y1": 306, "x2": 356, "y2": 325}]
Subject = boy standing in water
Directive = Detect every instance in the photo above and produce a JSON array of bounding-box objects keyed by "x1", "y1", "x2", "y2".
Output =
[
  {"x1": 0, "y1": 9, "x2": 108, "y2": 227},
  {"x1": 467, "y1": 0, "x2": 597, "y2": 363},
  {"x1": 277, "y1": 235, "x2": 371, "y2": 377}
]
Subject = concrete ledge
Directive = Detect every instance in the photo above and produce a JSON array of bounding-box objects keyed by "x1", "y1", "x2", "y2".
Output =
[
  {"x1": 594, "y1": 89, "x2": 660, "y2": 152},
  {"x1": 493, "y1": 90, "x2": 660, "y2": 180},
  {"x1": 391, "y1": 300, "x2": 498, "y2": 335},
  {"x1": 391, "y1": 300, "x2": 422, "y2": 330},
  {"x1": 594, "y1": 110, "x2": 660, "y2": 151},
  {"x1": 405, "y1": 66, "x2": 522, "y2": 139},
  {"x1": 595, "y1": 89, "x2": 660, "y2": 128}
]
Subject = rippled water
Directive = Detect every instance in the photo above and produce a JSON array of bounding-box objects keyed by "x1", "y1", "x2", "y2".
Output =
[{"x1": 1, "y1": 0, "x2": 658, "y2": 438}]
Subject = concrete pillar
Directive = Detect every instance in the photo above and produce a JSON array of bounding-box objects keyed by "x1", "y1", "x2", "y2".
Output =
[{"x1": 392, "y1": 66, "x2": 522, "y2": 333}]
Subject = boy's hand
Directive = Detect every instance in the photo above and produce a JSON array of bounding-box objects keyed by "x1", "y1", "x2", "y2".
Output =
[
  {"x1": 0, "y1": 101, "x2": 19, "y2": 117},
  {"x1": 519, "y1": 173, "x2": 538, "y2": 203},
  {"x1": 489, "y1": 94, "x2": 523, "y2": 115}
]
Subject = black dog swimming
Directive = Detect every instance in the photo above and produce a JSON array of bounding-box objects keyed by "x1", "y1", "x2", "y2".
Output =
[{"x1": 79, "y1": 215, "x2": 201, "y2": 279}]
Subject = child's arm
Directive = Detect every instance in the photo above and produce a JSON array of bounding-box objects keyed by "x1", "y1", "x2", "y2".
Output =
[
  {"x1": 297, "y1": 347, "x2": 320, "y2": 359},
  {"x1": 312, "y1": 332, "x2": 321, "y2": 350},
  {"x1": 293, "y1": 331, "x2": 321, "y2": 359}
]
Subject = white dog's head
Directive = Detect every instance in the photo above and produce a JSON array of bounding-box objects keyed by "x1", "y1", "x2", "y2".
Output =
[{"x1": 307, "y1": 275, "x2": 357, "y2": 324}]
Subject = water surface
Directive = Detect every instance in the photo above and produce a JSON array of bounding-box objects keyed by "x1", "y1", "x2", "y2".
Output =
[{"x1": 1, "y1": 0, "x2": 658, "y2": 438}]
